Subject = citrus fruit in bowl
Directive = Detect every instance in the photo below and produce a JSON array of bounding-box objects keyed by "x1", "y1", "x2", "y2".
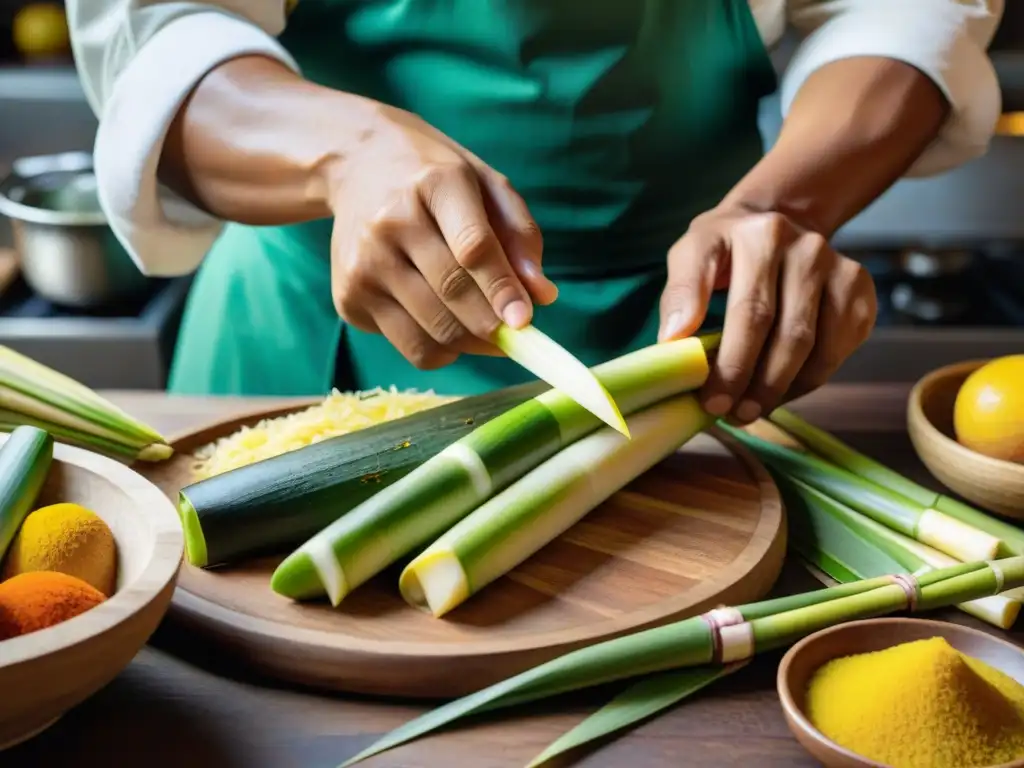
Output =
[{"x1": 953, "y1": 355, "x2": 1024, "y2": 464}]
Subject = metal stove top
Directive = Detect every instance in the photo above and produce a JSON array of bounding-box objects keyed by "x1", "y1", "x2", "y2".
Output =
[{"x1": 0, "y1": 276, "x2": 191, "y2": 389}]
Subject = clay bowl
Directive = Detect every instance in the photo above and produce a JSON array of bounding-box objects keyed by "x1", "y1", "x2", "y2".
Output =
[
  {"x1": 778, "y1": 618, "x2": 1024, "y2": 768},
  {"x1": 0, "y1": 436, "x2": 183, "y2": 749},
  {"x1": 908, "y1": 360, "x2": 1024, "y2": 519}
]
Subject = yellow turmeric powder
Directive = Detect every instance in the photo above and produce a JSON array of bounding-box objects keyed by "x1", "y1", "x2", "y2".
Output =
[
  {"x1": 1, "y1": 503, "x2": 117, "y2": 596},
  {"x1": 806, "y1": 636, "x2": 1024, "y2": 768}
]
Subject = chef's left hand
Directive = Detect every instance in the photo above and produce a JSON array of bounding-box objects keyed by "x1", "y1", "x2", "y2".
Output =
[{"x1": 659, "y1": 205, "x2": 877, "y2": 424}]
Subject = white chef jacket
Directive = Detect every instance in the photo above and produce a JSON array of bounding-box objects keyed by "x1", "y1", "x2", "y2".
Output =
[{"x1": 65, "y1": 0, "x2": 1005, "y2": 277}]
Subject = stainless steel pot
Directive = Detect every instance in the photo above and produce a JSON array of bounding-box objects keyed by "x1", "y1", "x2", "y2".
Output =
[{"x1": 0, "y1": 151, "x2": 152, "y2": 308}]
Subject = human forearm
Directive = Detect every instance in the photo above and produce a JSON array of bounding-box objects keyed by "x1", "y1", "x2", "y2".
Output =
[
  {"x1": 720, "y1": 56, "x2": 949, "y2": 237},
  {"x1": 67, "y1": 2, "x2": 312, "y2": 274},
  {"x1": 160, "y1": 55, "x2": 378, "y2": 226}
]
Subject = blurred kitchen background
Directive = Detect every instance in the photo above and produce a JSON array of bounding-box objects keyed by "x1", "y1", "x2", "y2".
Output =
[{"x1": 0, "y1": 2, "x2": 1022, "y2": 391}]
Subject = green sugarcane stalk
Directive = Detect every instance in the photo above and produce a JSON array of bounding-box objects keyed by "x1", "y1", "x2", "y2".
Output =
[
  {"x1": 768, "y1": 407, "x2": 1024, "y2": 557},
  {"x1": 721, "y1": 423, "x2": 1002, "y2": 564},
  {"x1": 0, "y1": 426, "x2": 54, "y2": 562},
  {"x1": 523, "y1": 420, "x2": 1024, "y2": 767},
  {"x1": 768, "y1": 407, "x2": 933, "y2": 505},
  {"x1": 778, "y1": 473, "x2": 1020, "y2": 628},
  {"x1": 339, "y1": 557, "x2": 1020, "y2": 766},
  {"x1": 273, "y1": 334, "x2": 720, "y2": 604},
  {"x1": 0, "y1": 412, "x2": 139, "y2": 461},
  {"x1": 400, "y1": 394, "x2": 712, "y2": 617},
  {"x1": 0, "y1": 346, "x2": 171, "y2": 461}
]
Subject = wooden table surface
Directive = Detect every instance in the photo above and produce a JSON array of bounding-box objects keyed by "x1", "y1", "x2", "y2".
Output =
[{"x1": 7, "y1": 384, "x2": 1021, "y2": 768}]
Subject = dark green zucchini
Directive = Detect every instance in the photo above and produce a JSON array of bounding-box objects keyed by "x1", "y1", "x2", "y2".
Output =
[
  {"x1": 179, "y1": 381, "x2": 549, "y2": 568},
  {"x1": 0, "y1": 426, "x2": 54, "y2": 562}
]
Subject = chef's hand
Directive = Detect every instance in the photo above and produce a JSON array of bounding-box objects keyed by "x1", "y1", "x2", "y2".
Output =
[
  {"x1": 659, "y1": 206, "x2": 877, "y2": 424},
  {"x1": 326, "y1": 104, "x2": 557, "y2": 369}
]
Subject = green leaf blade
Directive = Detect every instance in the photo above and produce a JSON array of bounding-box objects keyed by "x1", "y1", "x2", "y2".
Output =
[
  {"x1": 338, "y1": 620, "x2": 713, "y2": 766},
  {"x1": 524, "y1": 663, "x2": 745, "y2": 768}
]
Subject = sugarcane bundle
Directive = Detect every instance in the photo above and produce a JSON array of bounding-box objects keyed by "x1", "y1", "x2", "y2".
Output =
[
  {"x1": 524, "y1": 442, "x2": 1024, "y2": 766},
  {"x1": 272, "y1": 334, "x2": 720, "y2": 604},
  {"x1": 727, "y1": 409, "x2": 1024, "y2": 628},
  {"x1": 0, "y1": 346, "x2": 170, "y2": 462},
  {"x1": 720, "y1": 423, "x2": 1002, "y2": 564},
  {"x1": 341, "y1": 556, "x2": 1024, "y2": 766},
  {"x1": 780, "y1": 473, "x2": 1020, "y2": 629},
  {"x1": 768, "y1": 407, "x2": 1024, "y2": 556}
]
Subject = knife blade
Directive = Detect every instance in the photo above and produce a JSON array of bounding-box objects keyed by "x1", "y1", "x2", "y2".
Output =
[{"x1": 493, "y1": 324, "x2": 630, "y2": 438}]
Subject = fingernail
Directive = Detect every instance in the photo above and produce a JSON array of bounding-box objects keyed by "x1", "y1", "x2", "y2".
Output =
[
  {"x1": 735, "y1": 400, "x2": 761, "y2": 423},
  {"x1": 539, "y1": 277, "x2": 559, "y2": 303},
  {"x1": 704, "y1": 394, "x2": 732, "y2": 416},
  {"x1": 518, "y1": 260, "x2": 541, "y2": 279},
  {"x1": 502, "y1": 300, "x2": 530, "y2": 328},
  {"x1": 660, "y1": 311, "x2": 686, "y2": 342}
]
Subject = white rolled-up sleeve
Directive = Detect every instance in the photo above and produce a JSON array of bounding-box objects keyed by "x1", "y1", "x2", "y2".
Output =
[
  {"x1": 782, "y1": 0, "x2": 1004, "y2": 178},
  {"x1": 66, "y1": 1, "x2": 300, "y2": 277}
]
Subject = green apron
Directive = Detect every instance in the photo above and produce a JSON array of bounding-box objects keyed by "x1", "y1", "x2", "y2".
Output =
[{"x1": 168, "y1": 0, "x2": 776, "y2": 397}]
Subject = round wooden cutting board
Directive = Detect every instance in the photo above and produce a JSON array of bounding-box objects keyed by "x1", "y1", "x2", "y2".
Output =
[{"x1": 137, "y1": 402, "x2": 786, "y2": 699}]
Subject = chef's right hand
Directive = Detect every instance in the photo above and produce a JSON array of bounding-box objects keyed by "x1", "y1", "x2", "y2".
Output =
[{"x1": 326, "y1": 103, "x2": 558, "y2": 369}]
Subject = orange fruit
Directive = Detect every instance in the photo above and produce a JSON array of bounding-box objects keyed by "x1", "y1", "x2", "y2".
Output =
[{"x1": 953, "y1": 355, "x2": 1024, "y2": 463}]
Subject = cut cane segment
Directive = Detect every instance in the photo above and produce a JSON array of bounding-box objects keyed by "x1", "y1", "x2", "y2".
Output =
[
  {"x1": 272, "y1": 335, "x2": 719, "y2": 603},
  {"x1": 401, "y1": 394, "x2": 710, "y2": 617},
  {"x1": 493, "y1": 324, "x2": 629, "y2": 437}
]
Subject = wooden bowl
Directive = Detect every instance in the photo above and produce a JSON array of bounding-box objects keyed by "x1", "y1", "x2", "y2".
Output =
[
  {"x1": 0, "y1": 437, "x2": 183, "y2": 750},
  {"x1": 908, "y1": 360, "x2": 1024, "y2": 519},
  {"x1": 777, "y1": 618, "x2": 1024, "y2": 768}
]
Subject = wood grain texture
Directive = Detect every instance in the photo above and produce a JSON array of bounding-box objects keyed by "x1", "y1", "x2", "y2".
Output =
[
  {"x1": 14, "y1": 385, "x2": 1010, "y2": 768},
  {"x1": 908, "y1": 360, "x2": 1024, "y2": 519},
  {"x1": 0, "y1": 437, "x2": 183, "y2": 750},
  {"x1": 136, "y1": 403, "x2": 786, "y2": 698}
]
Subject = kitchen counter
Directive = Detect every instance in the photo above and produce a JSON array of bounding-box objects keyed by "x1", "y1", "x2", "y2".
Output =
[{"x1": 5, "y1": 385, "x2": 1023, "y2": 768}]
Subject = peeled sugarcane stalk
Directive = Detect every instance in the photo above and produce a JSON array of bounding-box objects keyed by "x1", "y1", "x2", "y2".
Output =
[
  {"x1": 896, "y1": 532, "x2": 1021, "y2": 626},
  {"x1": 340, "y1": 557, "x2": 1024, "y2": 766},
  {"x1": 0, "y1": 346, "x2": 171, "y2": 461},
  {"x1": 272, "y1": 334, "x2": 720, "y2": 604},
  {"x1": 400, "y1": 394, "x2": 711, "y2": 617},
  {"x1": 722, "y1": 423, "x2": 1001, "y2": 564},
  {"x1": 494, "y1": 324, "x2": 628, "y2": 436},
  {"x1": 768, "y1": 407, "x2": 1024, "y2": 557},
  {"x1": 779, "y1": 472, "x2": 1020, "y2": 629}
]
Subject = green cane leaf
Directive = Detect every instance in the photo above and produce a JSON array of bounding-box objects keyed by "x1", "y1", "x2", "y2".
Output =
[
  {"x1": 337, "y1": 619, "x2": 715, "y2": 767},
  {"x1": 524, "y1": 662, "x2": 746, "y2": 768}
]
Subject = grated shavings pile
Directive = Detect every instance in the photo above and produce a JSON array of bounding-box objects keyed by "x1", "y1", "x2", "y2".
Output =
[{"x1": 192, "y1": 388, "x2": 455, "y2": 479}]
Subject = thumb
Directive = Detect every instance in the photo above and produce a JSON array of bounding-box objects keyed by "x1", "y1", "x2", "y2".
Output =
[{"x1": 659, "y1": 233, "x2": 724, "y2": 342}]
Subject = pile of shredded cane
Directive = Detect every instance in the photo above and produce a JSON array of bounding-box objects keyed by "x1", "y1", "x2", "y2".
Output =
[{"x1": 192, "y1": 388, "x2": 454, "y2": 479}]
